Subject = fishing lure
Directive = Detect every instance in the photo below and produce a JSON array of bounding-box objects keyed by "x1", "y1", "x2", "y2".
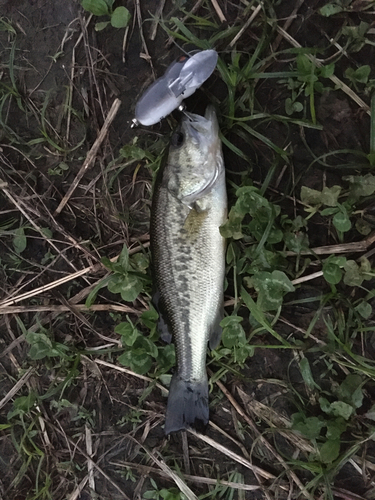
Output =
[{"x1": 133, "y1": 49, "x2": 218, "y2": 127}]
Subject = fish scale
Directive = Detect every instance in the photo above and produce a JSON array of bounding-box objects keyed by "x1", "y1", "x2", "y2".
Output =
[{"x1": 150, "y1": 106, "x2": 227, "y2": 434}]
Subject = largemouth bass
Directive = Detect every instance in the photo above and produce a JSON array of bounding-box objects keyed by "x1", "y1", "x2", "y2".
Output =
[{"x1": 150, "y1": 105, "x2": 227, "y2": 434}]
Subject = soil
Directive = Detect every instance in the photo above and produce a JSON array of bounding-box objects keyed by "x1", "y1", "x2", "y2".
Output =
[{"x1": 1, "y1": 1, "x2": 375, "y2": 499}]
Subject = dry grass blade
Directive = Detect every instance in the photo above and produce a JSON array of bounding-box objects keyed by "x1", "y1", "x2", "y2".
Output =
[
  {"x1": 94, "y1": 359, "x2": 168, "y2": 394},
  {"x1": 276, "y1": 25, "x2": 371, "y2": 115},
  {"x1": 113, "y1": 461, "x2": 261, "y2": 491},
  {"x1": 85, "y1": 425, "x2": 95, "y2": 494},
  {"x1": 0, "y1": 263, "x2": 102, "y2": 307},
  {"x1": 292, "y1": 270, "x2": 324, "y2": 285},
  {"x1": 0, "y1": 180, "x2": 81, "y2": 274},
  {"x1": 54, "y1": 98, "x2": 121, "y2": 215},
  {"x1": 66, "y1": 476, "x2": 89, "y2": 500},
  {"x1": 210, "y1": 0, "x2": 226, "y2": 23},
  {"x1": 213, "y1": 379, "x2": 314, "y2": 500},
  {"x1": 148, "y1": 453, "x2": 199, "y2": 500},
  {"x1": 0, "y1": 243, "x2": 146, "y2": 308},
  {"x1": 229, "y1": 3, "x2": 262, "y2": 48},
  {"x1": 187, "y1": 428, "x2": 279, "y2": 483},
  {"x1": 0, "y1": 367, "x2": 33, "y2": 410},
  {"x1": 0, "y1": 303, "x2": 142, "y2": 315},
  {"x1": 150, "y1": 0, "x2": 166, "y2": 40},
  {"x1": 285, "y1": 232, "x2": 375, "y2": 256}
]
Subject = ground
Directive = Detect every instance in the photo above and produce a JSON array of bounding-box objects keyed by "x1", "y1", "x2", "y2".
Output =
[{"x1": 1, "y1": 1, "x2": 375, "y2": 499}]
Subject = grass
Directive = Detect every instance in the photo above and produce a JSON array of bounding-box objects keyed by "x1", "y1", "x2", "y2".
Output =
[{"x1": 1, "y1": 0, "x2": 375, "y2": 499}]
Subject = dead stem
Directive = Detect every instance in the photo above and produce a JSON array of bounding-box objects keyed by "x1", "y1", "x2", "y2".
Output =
[{"x1": 54, "y1": 98, "x2": 121, "y2": 215}]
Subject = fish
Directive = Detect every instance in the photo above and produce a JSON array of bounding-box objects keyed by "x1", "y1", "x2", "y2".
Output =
[{"x1": 150, "y1": 105, "x2": 227, "y2": 434}]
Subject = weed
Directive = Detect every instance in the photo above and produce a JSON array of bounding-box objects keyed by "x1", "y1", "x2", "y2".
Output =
[
  {"x1": 81, "y1": 0, "x2": 131, "y2": 31},
  {"x1": 1, "y1": 1, "x2": 375, "y2": 499}
]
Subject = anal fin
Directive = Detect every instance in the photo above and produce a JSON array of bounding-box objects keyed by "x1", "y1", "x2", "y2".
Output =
[
  {"x1": 152, "y1": 288, "x2": 172, "y2": 344},
  {"x1": 209, "y1": 305, "x2": 224, "y2": 350}
]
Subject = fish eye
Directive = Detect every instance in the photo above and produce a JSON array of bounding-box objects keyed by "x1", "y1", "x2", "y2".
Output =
[{"x1": 171, "y1": 131, "x2": 185, "y2": 148}]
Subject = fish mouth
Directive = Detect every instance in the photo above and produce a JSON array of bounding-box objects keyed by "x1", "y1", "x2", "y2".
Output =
[{"x1": 181, "y1": 105, "x2": 219, "y2": 145}]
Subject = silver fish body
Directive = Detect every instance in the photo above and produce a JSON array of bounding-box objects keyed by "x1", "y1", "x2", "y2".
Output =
[{"x1": 150, "y1": 106, "x2": 227, "y2": 434}]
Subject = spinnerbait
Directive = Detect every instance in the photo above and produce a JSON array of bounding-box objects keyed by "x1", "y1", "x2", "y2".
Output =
[{"x1": 133, "y1": 49, "x2": 218, "y2": 127}]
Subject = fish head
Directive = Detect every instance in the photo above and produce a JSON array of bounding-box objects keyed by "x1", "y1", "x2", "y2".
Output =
[{"x1": 167, "y1": 106, "x2": 223, "y2": 207}]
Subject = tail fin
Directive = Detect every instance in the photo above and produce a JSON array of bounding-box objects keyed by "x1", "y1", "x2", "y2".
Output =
[{"x1": 164, "y1": 374, "x2": 209, "y2": 435}]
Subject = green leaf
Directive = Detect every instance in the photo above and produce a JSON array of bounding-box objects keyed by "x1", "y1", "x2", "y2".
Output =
[
  {"x1": 250, "y1": 270, "x2": 295, "y2": 311},
  {"x1": 133, "y1": 337, "x2": 158, "y2": 358},
  {"x1": 320, "y1": 439, "x2": 340, "y2": 463},
  {"x1": 241, "y1": 286, "x2": 291, "y2": 346},
  {"x1": 291, "y1": 413, "x2": 325, "y2": 440},
  {"x1": 338, "y1": 374, "x2": 363, "y2": 409},
  {"x1": 26, "y1": 332, "x2": 53, "y2": 360},
  {"x1": 118, "y1": 245, "x2": 129, "y2": 270},
  {"x1": 354, "y1": 65, "x2": 371, "y2": 83},
  {"x1": 300, "y1": 185, "x2": 341, "y2": 207},
  {"x1": 322, "y1": 261, "x2": 342, "y2": 285},
  {"x1": 131, "y1": 253, "x2": 149, "y2": 272},
  {"x1": 285, "y1": 98, "x2": 303, "y2": 115},
  {"x1": 345, "y1": 174, "x2": 375, "y2": 200},
  {"x1": 365, "y1": 404, "x2": 375, "y2": 421},
  {"x1": 110, "y1": 6, "x2": 131, "y2": 28},
  {"x1": 220, "y1": 208, "x2": 244, "y2": 239},
  {"x1": 157, "y1": 344, "x2": 176, "y2": 371},
  {"x1": 319, "y1": 4, "x2": 343, "y2": 17},
  {"x1": 300, "y1": 357, "x2": 318, "y2": 389},
  {"x1": 107, "y1": 273, "x2": 143, "y2": 302},
  {"x1": 333, "y1": 211, "x2": 351, "y2": 232},
  {"x1": 328, "y1": 401, "x2": 354, "y2": 420},
  {"x1": 8, "y1": 393, "x2": 36, "y2": 419},
  {"x1": 81, "y1": 0, "x2": 109, "y2": 16},
  {"x1": 141, "y1": 306, "x2": 159, "y2": 330},
  {"x1": 85, "y1": 275, "x2": 111, "y2": 307},
  {"x1": 129, "y1": 353, "x2": 153, "y2": 374},
  {"x1": 326, "y1": 417, "x2": 347, "y2": 440},
  {"x1": 221, "y1": 315, "x2": 246, "y2": 348},
  {"x1": 284, "y1": 231, "x2": 309, "y2": 253},
  {"x1": 118, "y1": 350, "x2": 153, "y2": 375},
  {"x1": 343, "y1": 260, "x2": 363, "y2": 287},
  {"x1": 115, "y1": 321, "x2": 140, "y2": 346},
  {"x1": 320, "y1": 63, "x2": 335, "y2": 78},
  {"x1": 95, "y1": 21, "x2": 110, "y2": 31},
  {"x1": 355, "y1": 301, "x2": 372, "y2": 319},
  {"x1": 355, "y1": 218, "x2": 371, "y2": 236},
  {"x1": 120, "y1": 144, "x2": 148, "y2": 161},
  {"x1": 13, "y1": 227, "x2": 27, "y2": 253}
]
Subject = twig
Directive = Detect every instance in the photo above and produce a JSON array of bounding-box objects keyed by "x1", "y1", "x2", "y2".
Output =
[
  {"x1": 213, "y1": 379, "x2": 314, "y2": 500},
  {"x1": 285, "y1": 232, "x2": 375, "y2": 256},
  {"x1": 229, "y1": 3, "x2": 262, "y2": 48},
  {"x1": 94, "y1": 359, "x2": 168, "y2": 394},
  {"x1": 187, "y1": 428, "x2": 282, "y2": 484},
  {"x1": 276, "y1": 25, "x2": 370, "y2": 115},
  {"x1": 54, "y1": 98, "x2": 121, "y2": 215},
  {"x1": 210, "y1": 0, "x2": 226, "y2": 23},
  {"x1": 150, "y1": 0, "x2": 166, "y2": 41},
  {"x1": 112, "y1": 461, "x2": 261, "y2": 491},
  {"x1": 85, "y1": 426, "x2": 95, "y2": 494},
  {"x1": 0, "y1": 243, "x2": 145, "y2": 308},
  {"x1": 0, "y1": 303, "x2": 142, "y2": 315},
  {"x1": 291, "y1": 270, "x2": 323, "y2": 285},
  {"x1": 0, "y1": 367, "x2": 34, "y2": 410},
  {"x1": 0, "y1": 263, "x2": 102, "y2": 307},
  {"x1": 0, "y1": 179, "x2": 82, "y2": 274}
]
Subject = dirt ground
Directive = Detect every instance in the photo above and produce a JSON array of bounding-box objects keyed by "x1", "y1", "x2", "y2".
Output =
[{"x1": 1, "y1": 1, "x2": 375, "y2": 499}]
